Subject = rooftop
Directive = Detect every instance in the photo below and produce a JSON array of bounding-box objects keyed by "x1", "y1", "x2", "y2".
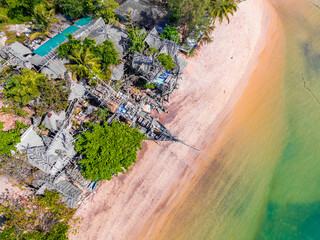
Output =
[
  {"x1": 115, "y1": 0, "x2": 168, "y2": 29},
  {"x1": 43, "y1": 111, "x2": 66, "y2": 132},
  {"x1": 79, "y1": 19, "x2": 128, "y2": 57},
  {"x1": 16, "y1": 126, "x2": 44, "y2": 152},
  {"x1": 144, "y1": 29, "x2": 180, "y2": 57}
]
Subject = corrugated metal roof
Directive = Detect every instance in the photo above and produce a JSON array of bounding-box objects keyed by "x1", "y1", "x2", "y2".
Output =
[
  {"x1": 16, "y1": 126, "x2": 44, "y2": 152},
  {"x1": 43, "y1": 111, "x2": 66, "y2": 132},
  {"x1": 69, "y1": 82, "x2": 85, "y2": 100},
  {"x1": 41, "y1": 67, "x2": 58, "y2": 79},
  {"x1": 132, "y1": 52, "x2": 153, "y2": 73},
  {"x1": 176, "y1": 55, "x2": 188, "y2": 72},
  {"x1": 47, "y1": 59, "x2": 67, "y2": 77},
  {"x1": 111, "y1": 62, "x2": 124, "y2": 81},
  {"x1": 9, "y1": 42, "x2": 32, "y2": 56}
]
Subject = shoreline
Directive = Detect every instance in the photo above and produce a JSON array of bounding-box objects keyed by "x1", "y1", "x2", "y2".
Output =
[
  {"x1": 70, "y1": 0, "x2": 273, "y2": 239},
  {"x1": 138, "y1": 0, "x2": 284, "y2": 238}
]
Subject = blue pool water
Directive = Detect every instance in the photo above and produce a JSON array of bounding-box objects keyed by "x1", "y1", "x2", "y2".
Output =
[
  {"x1": 74, "y1": 17, "x2": 93, "y2": 27},
  {"x1": 33, "y1": 17, "x2": 93, "y2": 57},
  {"x1": 153, "y1": 71, "x2": 171, "y2": 86}
]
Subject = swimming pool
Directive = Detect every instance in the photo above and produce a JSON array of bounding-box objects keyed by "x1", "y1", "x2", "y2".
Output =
[
  {"x1": 153, "y1": 71, "x2": 171, "y2": 86},
  {"x1": 74, "y1": 17, "x2": 93, "y2": 27},
  {"x1": 33, "y1": 17, "x2": 93, "y2": 57}
]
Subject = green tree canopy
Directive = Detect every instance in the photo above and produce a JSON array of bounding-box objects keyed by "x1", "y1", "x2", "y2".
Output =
[
  {"x1": 127, "y1": 26, "x2": 146, "y2": 53},
  {"x1": 75, "y1": 121, "x2": 146, "y2": 181},
  {"x1": 92, "y1": 39, "x2": 119, "y2": 69},
  {"x1": 0, "y1": 121, "x2": 26, "y2": 156},
  {"x1": 157, "y1": 53, "x2": 176, "y2": 71},
  {"x1": 5, "y1": 0, "x2": 44, "y2": 22},
  {"x1": 56, "y1": 0, "x2": 119, "y2": 20},
  {"x1": 56, "y1": 34, "x2": 82, "y2": 59},
  {"x1": 160, "y1": 24, "x2": 180, "y2": 44},
  {"x1": 98, "y1": 0, "x2": 119, "y2": 23},
  {"x1": 210, "y1": 0, "x2": 238, "y2": 23},
  {"x1": 168, "y1": 0, "x2": 210, "y2": 36},
  {"x1": 4, "y1": 69, "x2": 70, "y2": 117},
  {"x1": 35, "y1": 78, "x2": 70, "y2": 117},
  {"x1": 55, "y1": 0, "x2": 87, "y2": 19},
  {"x1": 67, "y1": 47, "x2": 101, "y2": 84},
  {"x1": 4, "y1": 69, "x2": 42, "y2": 106},
  {"x1": 0, "y1": 190, "x2": 76, "y2": 239},
  {"x1": 93, "y1": 107, "x2": 110, "y2": 123},
  {"x1": 29, "y1": 3, "x2": 59, "y2": 42},
  {"x1": 58, "y1": 36, "x2": 119, "y2": 84}
]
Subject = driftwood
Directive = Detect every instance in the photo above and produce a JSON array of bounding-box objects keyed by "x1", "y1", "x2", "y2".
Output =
[
  {"x1": 312, "y1": 2, "x2": 320, "y2": 10},
  {"x1": 301, "y1": 72, "x2": 320, "y2": 105}
]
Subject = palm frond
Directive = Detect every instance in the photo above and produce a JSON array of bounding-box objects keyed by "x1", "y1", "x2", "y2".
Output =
[{"x1": 29, "y1": 32, "x2": 47, "y2": 42}]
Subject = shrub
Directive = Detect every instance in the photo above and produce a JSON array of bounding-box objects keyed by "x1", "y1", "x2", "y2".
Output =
[
  {"x1": 161, "y1": 24, "x2": 180, "y2": 44},
  {"x1": 157, "y1": 53, "x2": 176, "y2": 71},
  {"x1": 75, "y1": 121, "x2": 146, "y2": 181},
  {"x1": 127, "y1": 26, "x2": 146, "y2": 53}
]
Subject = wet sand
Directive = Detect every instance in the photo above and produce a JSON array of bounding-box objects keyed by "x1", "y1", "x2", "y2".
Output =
[{"x1": 70, "y1": 0, "x2": 272, "y2": 239}]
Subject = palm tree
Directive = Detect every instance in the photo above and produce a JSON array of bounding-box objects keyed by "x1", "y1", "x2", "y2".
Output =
[
  {"x1": 127, "y1": 26, "x2": 146, "y2": 53},
  {"x1": 29, "y1": 4, "x2": 60, "y2": 42},
  {"x1": 210, "y1": 0, "x2": 238, "y2": 24},
  {"x1": 67, "y1": 48, "x2": 101, "y2": 84},
  {"x1": 200, "y1": 24, "x2": 215, "y2": 46}
]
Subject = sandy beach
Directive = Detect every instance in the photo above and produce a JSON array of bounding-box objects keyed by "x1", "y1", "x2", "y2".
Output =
[{"x1": 70, "y1": 0, "x2": 272, "y2": 239}]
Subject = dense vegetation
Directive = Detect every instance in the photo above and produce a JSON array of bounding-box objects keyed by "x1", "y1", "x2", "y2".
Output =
[
  {"x1": 160, "y1": 24, "x2": 180, "y2": 44},
  {"x1": 29, "y1": 3, "x2": 59, "y2": 42},
  {"x1": 3, "y1": 69, "x2": 70, "y2": 117},
  {"x1": 4, "y1": 69, "x2": 41, "y2": 106},
  {"x1": 0, "y1": 190, "x2": 76, "y2": 239},
  {"x1": 0, "y1": 0, "x2": 119, "y2": 25},
  {"x1": 0, "y1": 121, "x2": 26, "y2": 156},
  {"x1": 56, "y1": 0, "x2": 118, "y2": 21},
  {"x1": 167, "y1": 0, "x2": 239, "y2": 37},
  {"x1": 93, "y1": 107, "x2": 110, "y2": 123},
  {"x1": 35, "y1": 76, "x2": 70, "y2": 117},
  {"x1": 127, "y1": 26, "x2": 146, "y2": 53},
  {"x1": 0, "y1": 0, "x2": 241, "y2": 237},
  {"x1": 157, "y1": 53, "x2": 176, "y2": 71},
  {"x1": 0, "y1": 0, "x2": 44, "y2": 22},
  {"x1": 168, "y1": 0, "x2": 210, "y2": 36},
  {"x1": 57, "y1": 36, "x2": 119, "y2": 85},
  {"x1": 74, "y1": 121, "x2": 146, "y2": 181}
]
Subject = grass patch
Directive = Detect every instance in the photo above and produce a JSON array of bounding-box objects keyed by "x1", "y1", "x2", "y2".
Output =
[
  {"x1": 0, "y1": 10, "x2": 28, "y2": 44},
  {"x1": 4, "y1": 30, "x2": 27, "y2": 44}
]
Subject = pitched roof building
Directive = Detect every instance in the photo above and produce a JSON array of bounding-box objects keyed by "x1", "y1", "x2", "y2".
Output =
[
  {"x1": 43, "y1": 111, "x2": 66, "y2": 132},
  {"x1": 144, "y1": 28, "x2": 180, "y2": 57},
  {"x1": 78, "y1": 18, "x2": 128, "y2": 57},
  {"x1": 22, "y1": 127, "x2": 76, "y2": 175},
  {"x1": 115, "y1": 0, "x2": 168, "y2": 29},
  {"x1": 35, "y1": 173, "x2": 83, "y2": 208}
]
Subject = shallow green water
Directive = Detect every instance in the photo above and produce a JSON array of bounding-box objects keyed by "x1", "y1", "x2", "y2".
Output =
[
  {"x1": 256, "y1": 0, "x2": 320, "y2": 239},
  {"x1": 153, "y1": 0, "x2": 320, "y2": 239}
]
